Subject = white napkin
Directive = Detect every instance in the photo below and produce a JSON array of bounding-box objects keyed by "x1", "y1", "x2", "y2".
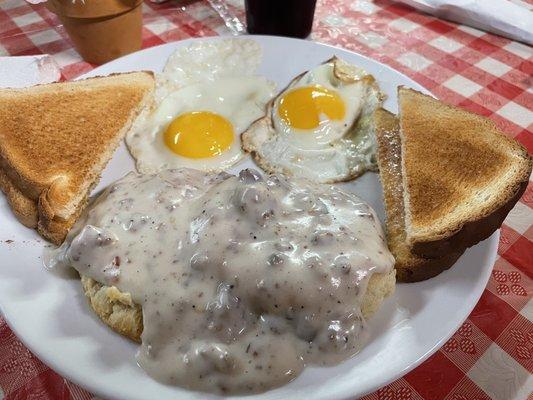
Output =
[
  {"x1": 0, "y1": 55, "x2": 61, "y2": 88},
  {"x1": 394, "y1": 0, "x2": 533, "y2": 45}
]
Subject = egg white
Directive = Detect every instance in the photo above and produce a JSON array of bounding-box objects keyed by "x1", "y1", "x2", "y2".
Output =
[
  {"x1": 127, "y1": 77, "x2": 275, "y2": 173},
  {"x1": 126, "y1": 39, "x2": 275, "y2": 173},
  {"x1": 242, "y1": 57, "x2": 384, "y2": 183},
  {"x1": 155, "y1": 38, "x2": 264, "y2": 102}
]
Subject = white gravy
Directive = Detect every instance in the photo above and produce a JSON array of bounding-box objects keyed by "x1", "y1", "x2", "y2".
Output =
[{"x1": 47, "y1": 168, "x2": 394, "y2": 394}]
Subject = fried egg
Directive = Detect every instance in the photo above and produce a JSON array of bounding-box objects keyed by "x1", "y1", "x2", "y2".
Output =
[
  {"x1": 126, "y1": 39, "x2": 275, "y2": 173},
  {"x1": 242, "y1": 57, "x2": 384, "y2": 183}
]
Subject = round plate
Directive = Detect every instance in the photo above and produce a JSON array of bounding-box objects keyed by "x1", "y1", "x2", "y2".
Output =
[{"x1": 0, "y1": 36, "x2": 496, "y2": 400}]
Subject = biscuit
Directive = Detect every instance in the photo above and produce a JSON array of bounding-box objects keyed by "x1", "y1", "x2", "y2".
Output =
[{"x1": 81, "y1": 269, "x2": 396, "y2": 342}]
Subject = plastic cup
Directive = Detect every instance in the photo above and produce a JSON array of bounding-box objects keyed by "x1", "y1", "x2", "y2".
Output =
[
  {"x1": 245, "y1": 0, "x2": 317, "y2": 39},
  {"x1": 46, "y1": 0, "x2": 143, "y2": 64}
]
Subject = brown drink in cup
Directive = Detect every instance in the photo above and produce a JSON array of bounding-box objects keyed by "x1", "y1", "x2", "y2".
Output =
[
  {"x1": 245, "y1": 0, "x2": 317, "y2": 38},
  {"x1": 46, "y1": 0, "x2": 143, "y2": 65}
]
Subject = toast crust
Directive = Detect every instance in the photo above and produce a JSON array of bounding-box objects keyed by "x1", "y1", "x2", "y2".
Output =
[
  {"x1": 0, "y1": 72, "x2": 155, "y2": 244},
  {"x1": 374, "y1": 108, "x2": 463, "y2": 282},
  {"x1": 399, "y1": 87, "x2": 532, "y2": 258},
  {"x1": 0, "y1": 168, "x2": 38, "y2": 228},
  {"x1": 0, "y1": 166, "x2": 89, "y2": 243},
  {"x1": 37, "y1": 192, "x2": 87, "y2": 244}
]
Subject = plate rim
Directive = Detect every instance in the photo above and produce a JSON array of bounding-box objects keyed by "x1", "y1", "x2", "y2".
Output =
[{"x1": 0, "y1": 35, "x2": 497, "y2": 400}]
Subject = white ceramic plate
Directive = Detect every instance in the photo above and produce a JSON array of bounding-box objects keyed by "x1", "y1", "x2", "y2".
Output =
[{"x1": 0, "y1": 36, "x2": 496, "y2": 400}]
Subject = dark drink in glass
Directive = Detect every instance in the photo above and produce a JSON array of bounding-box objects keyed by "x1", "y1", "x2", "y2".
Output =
[{"x1": 245, "y1": 0, "x2": 317, "y2": 39}]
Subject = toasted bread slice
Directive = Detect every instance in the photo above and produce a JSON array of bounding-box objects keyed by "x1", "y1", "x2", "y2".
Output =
[
  {"x1": 399, "y1": 87, "x2": 532, "y2": 258},
  {"x1": 374, "y1": 108, "x2": 463, "y2": 282},
  {"x1": 0, "y1": 72, "x2": 155, "y2": 243},
  {"x1": 0, "y1": 168, "x2": 79, "y2": 242},
  {"x1": 0, "y1": 168, "x2": 37, "y2": 228}
]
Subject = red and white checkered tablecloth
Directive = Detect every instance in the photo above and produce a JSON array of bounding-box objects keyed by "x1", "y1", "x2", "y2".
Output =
[{"x1": 0, "y1": 0, "x2": 531, "y2": 399}]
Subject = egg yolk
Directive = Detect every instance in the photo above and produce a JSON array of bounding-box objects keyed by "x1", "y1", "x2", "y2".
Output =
[
  {"x1": 277, "y1": 85, "x2": 345, "y2": 130},
  {"x1": 164, "y1": 111, "x2": 233, "y2": 159}
]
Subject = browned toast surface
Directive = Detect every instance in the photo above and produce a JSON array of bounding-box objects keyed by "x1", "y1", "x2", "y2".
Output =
[
  {"x1": 399, "y1": 87, "x2": 532, "y2": 258},
  {"x1": 0, "y1": 72, "x2": 155, "y2": 243},
  {"x1": 374, "y1": 108, "x2": 462, "y2": 282}
]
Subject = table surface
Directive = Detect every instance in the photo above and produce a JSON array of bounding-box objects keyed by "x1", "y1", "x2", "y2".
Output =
[{"x1": 0, "y1": 0, "x2": 532, "y2": 399}]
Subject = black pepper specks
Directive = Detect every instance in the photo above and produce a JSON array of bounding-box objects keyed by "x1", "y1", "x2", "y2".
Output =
[{"x1": 267, "y1": 253, "x2": 285, "y2": 266}]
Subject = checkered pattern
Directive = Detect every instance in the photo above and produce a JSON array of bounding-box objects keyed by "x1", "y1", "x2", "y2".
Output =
[{"x1": 0, "y1": 0, "x2": 531, "y2": 399}]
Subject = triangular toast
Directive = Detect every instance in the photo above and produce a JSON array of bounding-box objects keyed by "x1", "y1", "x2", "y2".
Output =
[
  {"x1": 374, "y1": 108, "x2": 463, "y2": 282},
  {"x1": 398, "y1": 87, "x2": 531, "y2": 258},
  {"x1": 0, "y1": 72, "x2": 154, "y2": 243}
]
